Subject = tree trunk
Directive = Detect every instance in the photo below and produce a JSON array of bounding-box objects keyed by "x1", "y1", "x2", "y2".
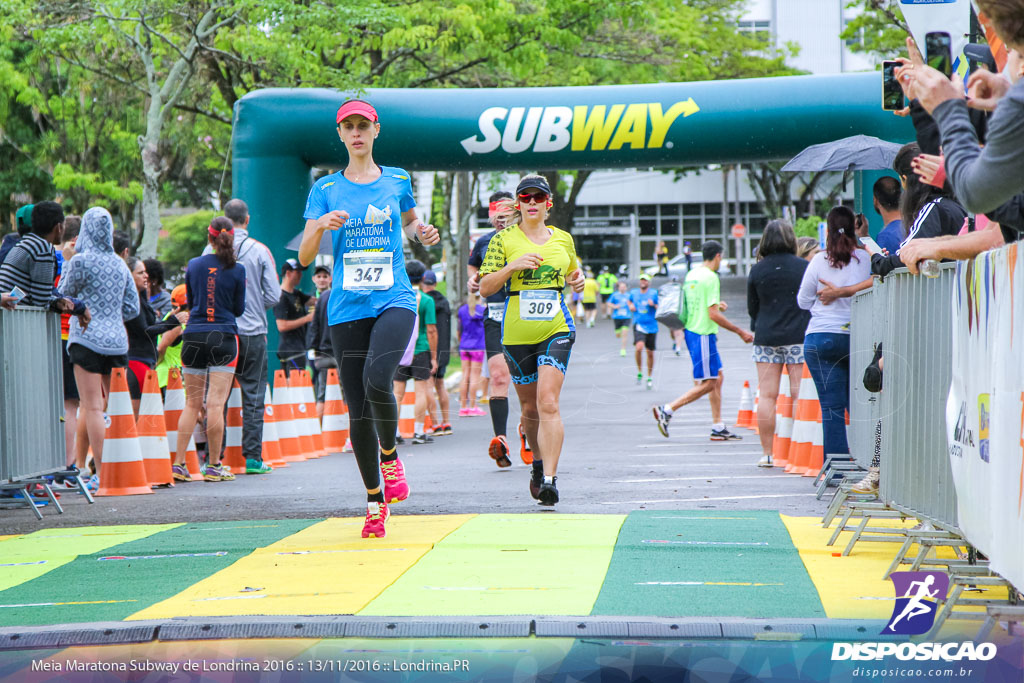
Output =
[
  {"x1": 137, "y1": 100, "x2": 165, "y2": 258},
  {"x1": 453, "y1": 171, "x2": 472, "y2": 302}
]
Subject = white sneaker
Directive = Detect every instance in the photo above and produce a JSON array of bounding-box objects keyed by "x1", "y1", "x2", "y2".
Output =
[{"x1": 757, "y1": 454, "x2": 773, "y2": 468}]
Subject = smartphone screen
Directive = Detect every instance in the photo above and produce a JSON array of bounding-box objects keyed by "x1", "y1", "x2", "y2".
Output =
[
  {"x1": 925, "y1": 31, "x2": 952, "y2": 77},
  {"x1": 859, "y1": 236, "x2": 882, "y2": 256},
  {"x1": 881, "y1": 61, "x2": 903, "y2": 110}
]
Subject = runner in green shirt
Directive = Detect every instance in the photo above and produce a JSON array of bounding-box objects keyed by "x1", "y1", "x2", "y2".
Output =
[
  {"x1": 596, "y1": 266, "x2": 617, "y2": 318},
  {"x1": 652, "y1": 241, "x2": 752, "y2": 441}
]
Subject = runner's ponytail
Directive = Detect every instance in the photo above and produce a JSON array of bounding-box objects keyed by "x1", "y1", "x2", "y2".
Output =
[{"x1": 208, "y1": 216, "x2": 236, "y2": 268}]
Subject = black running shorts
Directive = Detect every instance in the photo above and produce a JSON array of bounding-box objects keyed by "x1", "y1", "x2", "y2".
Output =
[
  {"x1": 502, "y1": 332, "x2": 575, "y2": 385},
  {"x1": 181, "y1": 332, "x2": 239, "y2": 374},
  {"x1": 633, "y1": 327, "x2": 657, "y2": 350},
  {"x1": 484, "y1": 318, "x2": 504, "y2": 360}
]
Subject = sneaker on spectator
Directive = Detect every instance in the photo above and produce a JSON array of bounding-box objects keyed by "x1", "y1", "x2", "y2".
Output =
[
  {"x1": 246, "y1": 459, "x2": 273, "y2": 475},
  {"x1": 710, "y1": 427, "x2": 742, "y2": 441},
  {"x1": 171, "y1": 464, "x2": 191, "y2": 482},
  {"x1": 757, "y1": 454, "x2": 773, "y2": 468}
]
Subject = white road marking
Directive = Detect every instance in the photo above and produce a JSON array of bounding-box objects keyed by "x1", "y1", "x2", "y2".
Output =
[
  {"x1": 612, "y1": 475, "x2": 795, "y2": 484},
  {"x1": 600, "y1": 493, "x2": 819, "y2": 505}
]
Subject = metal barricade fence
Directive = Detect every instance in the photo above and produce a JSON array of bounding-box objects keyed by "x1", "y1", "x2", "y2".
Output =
[
  {"x1": 0, "y1": 306, "x2": 65, "y2": 481},
  {"x1": 861, "y1": 265, "x2": 959, "y2": 530},
  {"x1": 849, "y1": 277, "x2": 887, "y2": 470}
]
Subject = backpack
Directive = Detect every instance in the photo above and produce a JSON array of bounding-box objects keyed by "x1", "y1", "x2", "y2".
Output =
[{"x1": 655, "y1": 282, "x2": 687, "y2": 330}]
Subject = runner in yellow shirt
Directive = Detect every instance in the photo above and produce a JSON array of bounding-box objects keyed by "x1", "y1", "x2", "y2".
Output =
[
  {"x1": 479, "y1": 175, "x2": 584, "y2": 506},
  {"x1": 581, "y1": 269, "x2": 599, "y2": 328}
]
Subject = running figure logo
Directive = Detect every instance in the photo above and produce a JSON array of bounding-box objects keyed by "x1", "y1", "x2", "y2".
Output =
[{"x1": 883, "y1": 571, "x2": 949, "y2": 635}]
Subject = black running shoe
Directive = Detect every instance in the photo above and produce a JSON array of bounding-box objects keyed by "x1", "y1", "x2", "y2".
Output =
[
  {"x1": 412, "y1": 432, "x2": 434, "y2": 444},
  {"x1": 538, "y1": 477, "x2": 559, "y2": 506},
  {"x1": 710, "y1": 427, "x2": 742, "y2": 441},
  {"x1": 395, "y1": 434, "x2": 406, "y2": 445},
  {"x1": 529, "y1": 465, "x2": 543, "y2": 500},
  {"x1": 652, "y1": 405, "x2": 671, "y2": 437}
]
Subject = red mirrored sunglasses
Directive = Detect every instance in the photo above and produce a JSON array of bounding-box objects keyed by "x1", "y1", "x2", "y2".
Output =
[{"x1": 518, "y1": 191, "x2": 549, "y2": 204}]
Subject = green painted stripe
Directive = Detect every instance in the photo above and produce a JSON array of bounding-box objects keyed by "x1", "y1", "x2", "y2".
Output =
[
  {"x1": 359, "y1": 514, "x2": 625, "y2": 616},
  {"x1": 0, "y1": 525, "x2": 181, "y2": 593},
  {"x1": 591, "y1": 511, "x2": 826, "y2": 618},
  {"x1": 0, "y1": 520, "x2": 317, "y2": 626}
]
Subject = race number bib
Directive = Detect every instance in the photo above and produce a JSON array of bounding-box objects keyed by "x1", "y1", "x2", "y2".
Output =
[
  {"x1": 487, "y1": 302, "x2": 505, "y2": 322},
  {"x1": 519, "y1": 290, "x2": 560, "y2": 322},
  {"x1": 342, "y1": 251, "x2": 394, "y2": 291}
]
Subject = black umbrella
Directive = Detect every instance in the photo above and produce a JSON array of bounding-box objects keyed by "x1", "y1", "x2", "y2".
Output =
[
  {"x1": 781, "y1": 135, "x2": 903, "y2": 172},
  {"x1": 285, "y1": 228, "x2": 333, "y2": 255}
]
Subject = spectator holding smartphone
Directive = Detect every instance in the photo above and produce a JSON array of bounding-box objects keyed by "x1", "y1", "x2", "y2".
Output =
[{"x1": 902, "y1": 4, "x2": 1024, "y2": 214}]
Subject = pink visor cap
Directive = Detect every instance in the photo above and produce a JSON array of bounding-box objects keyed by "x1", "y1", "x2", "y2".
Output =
[{"x1": 336, "y1": 100, "x2": 378, "y2": 124}]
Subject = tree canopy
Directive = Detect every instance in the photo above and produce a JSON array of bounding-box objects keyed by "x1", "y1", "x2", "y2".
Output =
[{"x1": 1, "y1": 0, "x2": 801, "y2": 249}]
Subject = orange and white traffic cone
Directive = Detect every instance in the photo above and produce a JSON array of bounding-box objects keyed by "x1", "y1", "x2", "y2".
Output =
[
  {"x1": 221, "y1": 379, "x2": 246, "y2": 472},
  {"x1": 164, "y1": 368, "x2": 184, "y2": 470},
  {"x1": 273, "y1": 370, "x2": 305, "y2": 462},
  {"x1": 786, "y1": 365, "x2": 823, "y2": 476},
  {"x1": 96, "y1": 368, "x2": 153, "y2": 497},
  {"x1": 302, "y1": 372, "x2": 326, "y2": 457},
  {"x1": 398, "y1": 381, "x2": 416, "y2": 439},
  {"x1": 772, "y1": 365, "x2": 794, "y2": 468},
  {"x1": 289, "y1": 372, "x2": 318, "y2": 459},
  {"x1": 260, "y1": 385, "x2": 286, "y2": 469},
  {"x1": 322, "y1": 368, "x2": 349, "y2": 454},
  {"x1": 735, "y1": 381, "x2": 755, "y2": 429},
  {"x1": 137, "y1": 369, "x2": 173, "y2": 487}
]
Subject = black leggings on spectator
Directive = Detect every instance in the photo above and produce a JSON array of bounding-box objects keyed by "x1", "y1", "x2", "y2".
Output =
[{"x1": 329, "y1": 307, "x2": 416, "y2": 492}]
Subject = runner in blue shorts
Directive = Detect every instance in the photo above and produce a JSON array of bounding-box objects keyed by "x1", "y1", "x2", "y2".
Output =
[
  {"x1": 298, "y1": 99, "x2": 440, "y2": 539},
  {"x1": 652, "y1": 241, "x2": 753, "y2": 441}
]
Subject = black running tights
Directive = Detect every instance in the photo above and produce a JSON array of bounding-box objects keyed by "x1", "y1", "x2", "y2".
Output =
[{"x1": 329, "y1": 307, "x2": 416, "y2": 491}]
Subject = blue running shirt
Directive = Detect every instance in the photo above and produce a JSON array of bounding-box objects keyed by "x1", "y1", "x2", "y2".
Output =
[
  {"x1": 630, "y1": 287, "x2": 659, "y2": 334},
  {"x1": 606, "y1": 291, "x2": 632, "y2": 320},
  {"x1": 303, "y1": 166, "x2": 417, "y2": 325}
]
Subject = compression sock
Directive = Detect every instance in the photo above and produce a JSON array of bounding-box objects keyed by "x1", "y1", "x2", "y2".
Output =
[
  {"x1": 367, "y1": 490, "x2": 385, "y2": 504},
  {"x1": 489, "y1": 397, "x2": 509, "y2": 437},
  {"x1": 380, "y1": 446, "x2": 397, "y2": 463}
]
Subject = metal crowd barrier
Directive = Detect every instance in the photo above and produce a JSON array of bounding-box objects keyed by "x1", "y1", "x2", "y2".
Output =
[
  {"x1": 848, "y1": 265, "x2": 959, "y2": 531},
  {"x1": 0, "y1": 306, "x2": 65, "y2": 482}
]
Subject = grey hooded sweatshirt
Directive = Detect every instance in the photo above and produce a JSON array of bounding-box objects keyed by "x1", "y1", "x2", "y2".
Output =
[{"x1": 58, "y1": 207, "x2": 139, "y2": 356}]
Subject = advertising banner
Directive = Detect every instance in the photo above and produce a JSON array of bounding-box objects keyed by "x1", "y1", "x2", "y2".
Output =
[
  {"x1": 899, "y1": 0, "x2": 972, "y2": 78},
  {"x1": 947, "y1": 242, "x2": 1024, "y2": 591}
]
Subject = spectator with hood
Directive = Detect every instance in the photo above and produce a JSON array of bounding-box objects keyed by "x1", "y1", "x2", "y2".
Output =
[{"x1": 58, "y1": 207, "x2": 139, "y2": 491}]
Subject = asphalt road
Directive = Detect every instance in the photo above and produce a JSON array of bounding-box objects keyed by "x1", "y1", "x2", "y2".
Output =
[{"x1": 4, "y1": 276, "x2": 829, "y2": 532}]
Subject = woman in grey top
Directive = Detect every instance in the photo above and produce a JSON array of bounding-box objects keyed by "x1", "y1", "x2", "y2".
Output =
[{"x1": 58, "y1": 207, "x2": 139, "y2": 490}]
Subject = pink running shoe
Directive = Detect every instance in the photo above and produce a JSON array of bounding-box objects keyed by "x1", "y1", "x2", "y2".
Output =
[
  {"x1": 380, "y1": 457, "x2": 409, "y2": 503},
  {"x1": 362, "y1": 501, "x2": 390, "y2": 538},
  {"x1": 459, "y1": 408, "x2": 471, "y2": 417},
  {"x1": 469, "y1": 407, "x2": 487, "y2": 416}
]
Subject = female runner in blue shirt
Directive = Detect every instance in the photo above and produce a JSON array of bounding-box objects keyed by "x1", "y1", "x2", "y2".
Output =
[{"x1": 298, "y1": 99, "x2": 439, "y2": 539}]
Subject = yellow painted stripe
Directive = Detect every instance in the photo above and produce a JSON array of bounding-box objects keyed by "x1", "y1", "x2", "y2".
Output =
[
  {"x1": 781, "y1": 515, "x2": 1008, "y2": 619},
  {"x1": 0, "y1": 535, "x2": 20, "y2": 543},
  {"x1": 0, "y1": 524, "x2": 181, "y2": 593},
  {"x1": 128, "y1": 515, "x2": 475, "y2": 619},
  {"x1": 360, "y1": 514, "x2": 625, "y2": 616}
]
